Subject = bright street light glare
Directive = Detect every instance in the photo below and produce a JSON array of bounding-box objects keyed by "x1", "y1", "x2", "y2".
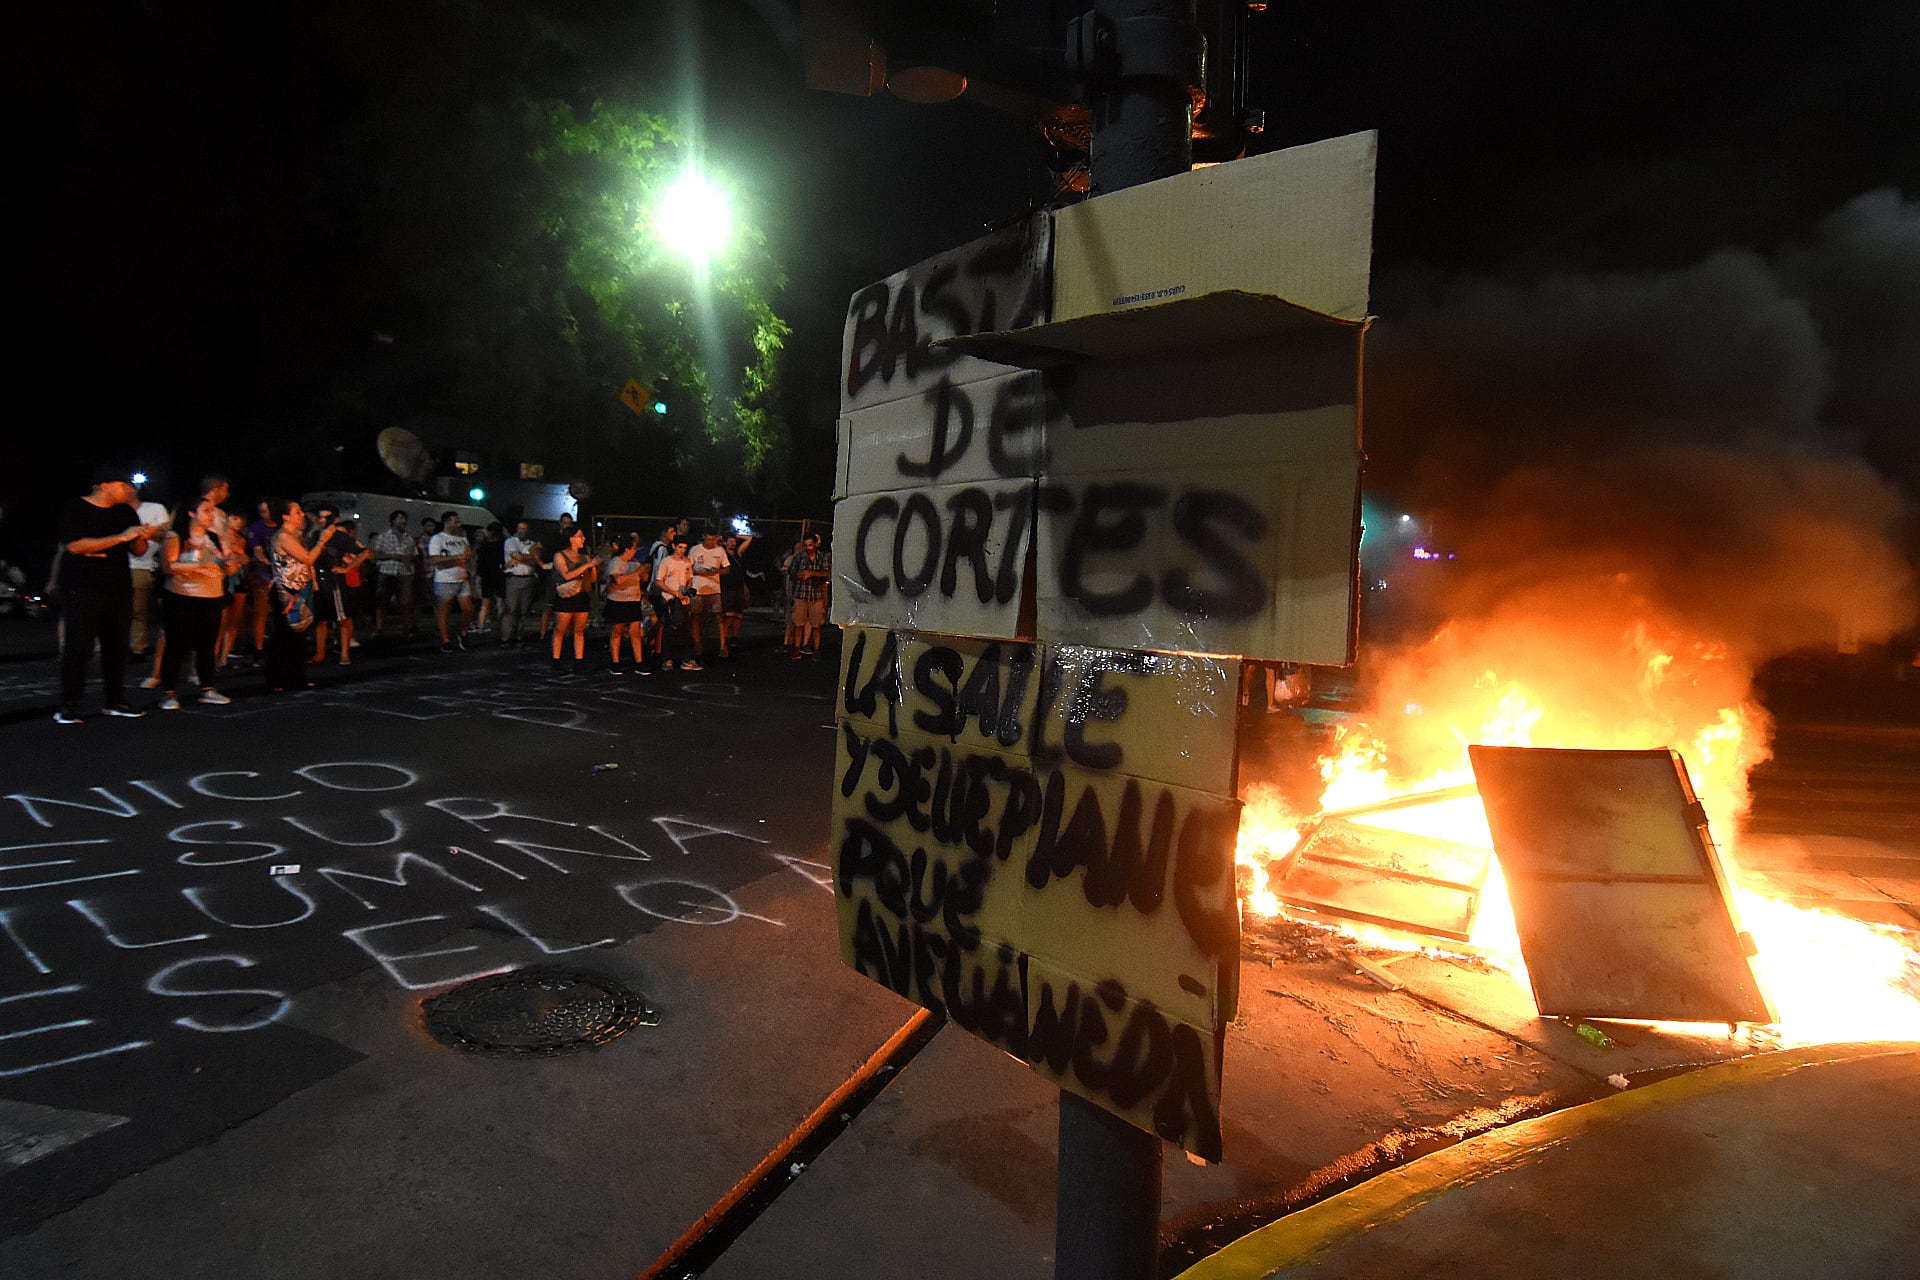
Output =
[{"x1": 657, "y1": 170, "x2": 732, "y2": 266}]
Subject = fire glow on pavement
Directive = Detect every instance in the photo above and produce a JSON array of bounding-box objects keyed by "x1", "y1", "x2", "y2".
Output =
[{"x1": 1235, "y1": 611, "x2": 1920, "y2": 1046}]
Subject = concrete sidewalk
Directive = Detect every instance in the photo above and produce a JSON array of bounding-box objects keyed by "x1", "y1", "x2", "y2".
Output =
[
  {"x1": 1176, "y1": 1041, "x2": 1920, "y2": 1280},
  {"x1": 674, "y1": 912, "x2": 1841, "y2": 1280}
]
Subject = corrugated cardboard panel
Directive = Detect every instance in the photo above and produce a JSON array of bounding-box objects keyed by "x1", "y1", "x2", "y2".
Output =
[
  {"x1": 1037, "y1": 644, "x2": 1241, "y2": 796},
  {"x1": 835, "y1": 626, "x2": 1040, "y2": 758},
  {"x1": 831, "y1": 706, "x2": 1238, "y2": 1161},
  {"x1": 1010, "y1": 764, "x2": 1240, "y2": 1020},
  {"x1": 1020, "y1": 952, "x2": 1227, "y2": 1162},
  {"x1": 1025, "y1": 321, "x2": 1361, "y2": 664},
  {"x1": 831, "y1": 478, "x2": 1035, "y2": 640},
  {"x1": 1469, "y1": 745, "x2": 1774, "y2": 1024},
  {"x1": 1052, "y1": 131, "x2": 1376, "y2": 325},
  {"x1": 1032, "y1": 455, "x2": 1360, "y2": 665},
  {"x1": 840, "y1": 213, "x2": 1051, "y2": 417},
  {"x1": 837, "y1": 367, "x2": 1054, "y2": 501},
  {"x1": 836, "y1": 625, "x2": 1241, "y2": 797},
  {"x1": 942, "y1": 290, "x2": 1363, "y2": 368}
]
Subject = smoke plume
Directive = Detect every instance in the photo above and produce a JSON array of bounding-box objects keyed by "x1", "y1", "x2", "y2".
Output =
[{"x1": 1343, "y1": 191, "x2": 1920, "y2": 824}]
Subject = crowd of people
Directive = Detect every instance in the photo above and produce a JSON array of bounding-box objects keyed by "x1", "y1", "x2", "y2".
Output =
[{"x1": 48, "y1": 464, "x2": 835, "y2": 722}]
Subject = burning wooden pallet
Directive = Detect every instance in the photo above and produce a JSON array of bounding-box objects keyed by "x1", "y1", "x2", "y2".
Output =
[{"x1": 1262, "y1": 748, "x2": 1776, "y2": 1024}]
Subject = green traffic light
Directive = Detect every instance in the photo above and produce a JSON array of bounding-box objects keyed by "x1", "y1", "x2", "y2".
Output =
[
  {"x1": 469, "y1": 487, "x2": 486, "y2": 502},
  {"x1": 652, "y1": 400, "x2": 667, "y2": 414}
]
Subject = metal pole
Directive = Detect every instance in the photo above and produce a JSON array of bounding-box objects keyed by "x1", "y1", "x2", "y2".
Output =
[
  {"x1": 1056, "y1": 5, "x2": 1196, "y2": 1279},
  {"x1": 1087, "y1": 0, "x2": 1196, "y2": 193},
  {"x1": 1056, "y1": 1091, "x2": 1165, "y2": 1280}
]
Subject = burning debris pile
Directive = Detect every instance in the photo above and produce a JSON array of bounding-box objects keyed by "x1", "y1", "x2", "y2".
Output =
[{"x1": 1236, "y1": 193, "x2": 1920, "y2": 1046}]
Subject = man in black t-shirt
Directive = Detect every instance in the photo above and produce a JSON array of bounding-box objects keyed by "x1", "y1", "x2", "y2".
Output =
[{"x1": 54, "y1": 464, "x2": 166, "y2": 723}]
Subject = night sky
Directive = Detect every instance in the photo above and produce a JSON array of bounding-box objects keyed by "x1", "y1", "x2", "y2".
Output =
[{"x1": 10, "y1": 1, "x2": 1918, "y2": 573}]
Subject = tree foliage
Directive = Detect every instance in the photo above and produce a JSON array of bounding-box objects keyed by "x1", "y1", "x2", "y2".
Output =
[
  {"x1": 536, "y1": 100, "x2": 792, "y2": 484},
  {"x1": 309, "y1": 0, "x2": 792, "y2": 508}
]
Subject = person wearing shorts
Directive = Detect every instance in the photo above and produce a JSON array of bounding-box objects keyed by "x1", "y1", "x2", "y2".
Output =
[
  {"x1": 549, "y1": 525, "x2": 597, "y2": 672},
  {"x1": 427, "y1": 512, "x2": 474, "y2": 651},
  {"x1": 602, "y1": 532, "x2": 651, "y2": 675},
  {"x1": 787, "y1": 532, "x2": 829, "y2": 660},
  {"x1": 687, "y1": 531, "x2": 728, "y2": 662}
]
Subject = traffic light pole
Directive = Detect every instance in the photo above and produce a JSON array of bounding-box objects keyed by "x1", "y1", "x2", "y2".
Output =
[
  {"x1": 1082, "y1": 0, "x2": 1197, "y2": 193},
  {"x1": 1055, "y1": 5, "x2": 1198, "y2": 1279}
]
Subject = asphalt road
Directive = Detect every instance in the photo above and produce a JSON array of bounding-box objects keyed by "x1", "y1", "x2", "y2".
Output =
[
  {"x1": 0, "y1": 617, "x2": 1914, "y2": 1277},
  {"x1": 0, "y1": 620, "x2": 847, "y2": 1240}
]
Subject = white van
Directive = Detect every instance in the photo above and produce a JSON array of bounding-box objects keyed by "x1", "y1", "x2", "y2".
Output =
[{"x1": 300, "y1": 492, "x2": 501, "y2": 541}]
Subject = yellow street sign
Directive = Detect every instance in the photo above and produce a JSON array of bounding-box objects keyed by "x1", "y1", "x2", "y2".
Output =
[{"x1": 619, "y1": 378, "x2": 652, "y2": 417}]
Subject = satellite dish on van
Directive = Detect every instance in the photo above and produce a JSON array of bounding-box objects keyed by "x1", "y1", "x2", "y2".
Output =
[{"x1": 377, "y1": 427, "x2": 435, "y2": 486}]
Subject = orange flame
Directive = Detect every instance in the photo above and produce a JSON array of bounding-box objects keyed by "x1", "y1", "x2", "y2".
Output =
[{"x1": 1237, "y1": 598, "x2": 1920, "y2": 1045}]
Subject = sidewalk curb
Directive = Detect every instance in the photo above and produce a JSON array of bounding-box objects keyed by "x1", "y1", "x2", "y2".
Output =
[
  {"x1": 1174, "y1": 1040, "x2": 1920, "y2": 1280},
  {"x1": 637, "y1": 1008, "x2": 941, "y2": 1280}
]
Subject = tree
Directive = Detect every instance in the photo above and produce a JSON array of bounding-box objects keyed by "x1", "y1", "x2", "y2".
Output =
[
  {"x1": 535, "y1": 99, "x2": 792, "y2": 500},
  {"x1": 305, "y1": 1, "x2": 792, "y2": 510}
]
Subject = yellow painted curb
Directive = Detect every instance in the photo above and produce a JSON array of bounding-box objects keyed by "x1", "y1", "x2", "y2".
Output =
[{"x1": 1175, "y1": 1041, "x2": 1920, "y2": 1280}]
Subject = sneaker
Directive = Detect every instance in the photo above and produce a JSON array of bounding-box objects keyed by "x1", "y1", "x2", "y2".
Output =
[
  {"x1": 102, "y1": 704, "x2": 147, "y2": 719},
  {"x1": 440, "y1": 642, "x2": 455, "y2": 654},
  {"x1": 681, "y1": 660, "x2": 703, "y2": 672},
  {"x1": 662, "y1": 660, "x2": 676, "y2": 671},
  {"x1": 455, "y1": 634, "x2": 467, "y2": 652},
  {"x1": 159, "y1": 694, "x2": 182, "y2": 711},
  {"x1": 199, "y1": 689, "x2": 232, "y2": 706},
  {"x1": 634, "y1": 664, "x2": 654, "y2": 677},
  {"x1": 139, "y1": 676, "x2": 161, "y2": 689},
  {"x1": 53, "y1": 708, "x2": 83, "y2": 725},
  {"x1": 791, "y1": 649, "x2": 804, "y2": 662}
]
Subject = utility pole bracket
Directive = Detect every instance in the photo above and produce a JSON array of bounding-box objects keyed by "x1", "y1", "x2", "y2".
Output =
[{"x1": 1066, "y1": 12, "x2": 1203, "y2": 89}]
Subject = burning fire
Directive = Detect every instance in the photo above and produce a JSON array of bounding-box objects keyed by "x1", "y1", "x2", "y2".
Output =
[{"x1": 1236, "y1": 593, "x2": 1920, "y2": 1045}]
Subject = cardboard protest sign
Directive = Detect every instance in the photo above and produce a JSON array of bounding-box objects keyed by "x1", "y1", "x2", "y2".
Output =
[
  {"x1": 833, "y1": 625, "x2": 1242, "y2": 1159},
  {"x1": 1030, "y1": 321, "x2": 1363, "y2": 666},
  {"x1": 829, "y1": 131, "x2": 1376, "y2": 1158},
  {"x1": 833, "y1": 217, "x2": 1052, "y2": 639},
  {"x1": 839, "y1": 213, "x2": 1050, "y2": 419},
  {"x1": 1051, "y1": 130, "x2": 1376, "y2": 325},
  {"x1": 832, "y1": 135, "x2": 1371, "y2": 666}
]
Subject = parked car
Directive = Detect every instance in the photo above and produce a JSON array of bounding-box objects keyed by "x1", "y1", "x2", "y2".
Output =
[{"x1": 0, "y1": 562, "x2": 46, "y2": 618}]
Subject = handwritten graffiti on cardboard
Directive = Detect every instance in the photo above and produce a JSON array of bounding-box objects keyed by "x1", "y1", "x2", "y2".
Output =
[
  {"x1": 832, "y1": 223, "x2": 1363, "y2": 662},
  {"x1": 832, "y1": 625, "x2": 1241, "y2": 1159}
]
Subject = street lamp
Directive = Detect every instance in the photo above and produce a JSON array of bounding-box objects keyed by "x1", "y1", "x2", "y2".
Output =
[{"x1": 656, "y1": 169, "x2": 733, "y2": 267}]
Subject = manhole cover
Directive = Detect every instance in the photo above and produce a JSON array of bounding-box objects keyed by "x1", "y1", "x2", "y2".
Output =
[{"x1": 423, "y1": 967, "x2": 657, "y2": 1055}]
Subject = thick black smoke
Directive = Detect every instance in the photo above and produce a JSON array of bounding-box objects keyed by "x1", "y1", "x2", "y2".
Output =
[
  {"x1": 1364, "y1": 190, "x2": 1920, "y2": 661},
  {"x1": 1325, "y1": 193, "x2": 1919, "y2": 826}
]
